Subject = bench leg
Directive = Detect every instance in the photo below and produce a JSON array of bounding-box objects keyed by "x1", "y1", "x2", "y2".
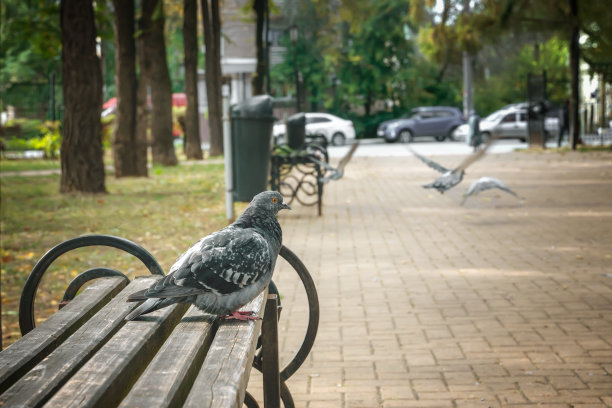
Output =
[{"x1": 262, "y1": 294, "x2": 280, "y2": 408}]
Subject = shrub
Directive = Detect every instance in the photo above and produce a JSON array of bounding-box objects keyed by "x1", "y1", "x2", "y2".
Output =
[
  {"x1": 1, "y1": 121, "x2": 61, "y2": 159},
  {"x1": 31, "y1": 121, "x2": 61, "y2": 158}
]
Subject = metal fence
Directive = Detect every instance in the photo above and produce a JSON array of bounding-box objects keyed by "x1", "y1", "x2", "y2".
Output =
[{"x1": 1, "y1": 76, "x2": 62, "y2": 121}]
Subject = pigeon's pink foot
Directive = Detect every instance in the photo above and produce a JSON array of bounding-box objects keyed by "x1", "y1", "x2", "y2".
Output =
[{"x1": 220, "y1": 310, "x2": 261, "y2": 321}]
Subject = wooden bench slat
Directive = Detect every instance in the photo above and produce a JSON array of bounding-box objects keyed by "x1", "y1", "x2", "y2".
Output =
[
  {"x1": 183, "y1": 291, "x2": 267, "y2": 408},
  {"x1": 118, "y1": 306, "x2": 217, "y2": 407},
  {"x1": 0, "y1": 276, "x2": 157, "y2": 407},
  {"x1": 0, "y1": 277, "x2": 127, "y2": 394},
  {"x1": 43, "y1": 297, "x2": 189, "y2": 407}
]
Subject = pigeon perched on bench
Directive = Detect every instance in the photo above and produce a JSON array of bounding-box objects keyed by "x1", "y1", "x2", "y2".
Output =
[
  {"x1": 461, "y1": 176, "x2": 518, "y2": 205},
  {"x1": 409, "y1": 137, "x2": 495, "y2": 194},
  {"x1": 125, "y1": 191, "x2": 290, "y2": 321}
]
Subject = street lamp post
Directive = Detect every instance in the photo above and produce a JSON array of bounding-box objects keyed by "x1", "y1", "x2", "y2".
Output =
[{"x1": 289, "y1": 25, "x2": 301, "y2": 112}]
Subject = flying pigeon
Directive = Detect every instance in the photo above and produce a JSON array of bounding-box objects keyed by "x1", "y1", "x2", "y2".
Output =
[
  {"x1": 125, "y1": 191, "x2": 290, "y2": 321},
  {"x1": 461, "y1": 176, "x2": 518, "y2": 205},
  {"x1": 409, "y1": 137, "x2": 495, "y2": 194},
  {"x1": 309, "y1": 141, "x2": 360, "y2": 183}
]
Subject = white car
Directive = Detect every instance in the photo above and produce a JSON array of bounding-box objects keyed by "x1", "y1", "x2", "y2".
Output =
[
  {"x1": 273, "y1": 112, "x2": 355, "y2": 146},
  {"x1": 453, "y1": 105, "x2": 559, "y2": 142}
]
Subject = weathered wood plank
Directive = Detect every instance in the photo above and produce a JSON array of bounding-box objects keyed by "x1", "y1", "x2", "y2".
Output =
[
  {"x1": 0, "y1": 277, "x2": 127, "y2": 394},
  {"x1": 183, "y1": 291, "x2": 267, "y2": 408},
  {"x1": 43, "y1": 297, "x2": 189, "y2": 407},
  {"x1": 0, "y1": 276, "x2": 158, "y2": 407},
  {"x1": 118, "y1": 306, "x2": 217, "y2": 407}
]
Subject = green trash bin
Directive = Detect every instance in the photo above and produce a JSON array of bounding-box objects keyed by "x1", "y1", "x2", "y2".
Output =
[
  {"x1": 230, "y1": 95, "x2": 276, "y2": 202},
  {"x1": 287, "y1": 113, "x2": 306, "y2": 150}
]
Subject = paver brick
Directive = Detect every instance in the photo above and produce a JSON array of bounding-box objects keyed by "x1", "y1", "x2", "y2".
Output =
[{"x1": 248, "y1": 151, "x2": 612, "y2": 407}]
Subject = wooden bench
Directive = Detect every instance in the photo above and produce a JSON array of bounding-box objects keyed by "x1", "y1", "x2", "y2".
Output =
[{"x1": 0, "y1": 235, "x2": 319, "y2": 408}]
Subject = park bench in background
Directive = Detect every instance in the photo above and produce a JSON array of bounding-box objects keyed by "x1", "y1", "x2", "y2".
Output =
[
  {"x1": 270, "y1": 142, "x2": 327, "y2": 216},
  {"x1": 270, "y1": 138, "x2": 359, "y2": 216},
  {"x1": 0, "y1": 235, "x2": 319, "y2": 408}
]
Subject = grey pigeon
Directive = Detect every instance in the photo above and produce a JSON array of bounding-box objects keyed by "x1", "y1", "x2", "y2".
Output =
[
  {"x1": 409, "y1": 137, "x2": 495, "y2": 194},
  {"x1": 310, "y1": 141, "x2": 360, "y2": 183},
  {"x1": 125, "y1": 191, "x2": 290, "y2": 321},
  {"x1": 461, "y1": 176, "x2": 518, "y2": 205}
]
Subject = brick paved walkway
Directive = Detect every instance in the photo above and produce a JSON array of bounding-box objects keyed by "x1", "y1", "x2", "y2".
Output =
[{"x1": 251, "y1": 150, "x2": 612, "y2": 407}]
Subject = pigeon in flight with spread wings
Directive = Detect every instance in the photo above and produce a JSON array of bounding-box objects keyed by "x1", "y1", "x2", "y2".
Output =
[
  {"x1": 409, "y1": 137, "x2": 496, "y2": 194},
  {"x1": 309, "y1": 141, "x2": 360, "y2": 183},
  {"x1": 125, "y1": 191, "x2": 290, "y2": 321},
  {"x1": 461, "y1": 176, "x2": 518, "y2": 205}
]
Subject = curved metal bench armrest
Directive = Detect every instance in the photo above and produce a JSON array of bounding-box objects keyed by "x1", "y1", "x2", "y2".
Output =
[{"x1": 19, "y1": 234, "x2": 164, "y2": 335}]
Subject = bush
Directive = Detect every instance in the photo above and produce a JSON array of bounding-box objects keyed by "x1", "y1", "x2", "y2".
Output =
[
  {"x1": 347, "y1": 111, "x2": 398, "y2": 139},
  {"x1": 5, "y1": 118, "x2": 44, "y2": 140},
  {"x1": 3, "y1": 137, "x2": 31, "y2": 151},
  {"x1": 101, "y1": 113, "x2": 115, "y2": 149},
  {"x1": 1, "y1": 120, "x2": 61, "y2": 158},
  {"x1": 32, "y1": 121, "x2": 61, "y2": 158}
]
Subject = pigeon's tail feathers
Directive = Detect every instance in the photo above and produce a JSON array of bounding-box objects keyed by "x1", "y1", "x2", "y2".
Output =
[
  {"x1": 125, "y1": 297, "x2": 166, "y2": 321},
  {"x1": 127, "y1": 289, "x2": 148, "y2": 302}
]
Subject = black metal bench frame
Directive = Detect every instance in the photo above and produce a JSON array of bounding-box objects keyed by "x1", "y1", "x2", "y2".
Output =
[{"x1": 269, "y1": 141, "x2": 329, "y2": 216}]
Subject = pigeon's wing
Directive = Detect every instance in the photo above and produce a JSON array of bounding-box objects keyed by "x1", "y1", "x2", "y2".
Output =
[
  {"x1": 477, "y1": 177, "x2": 517, "y2": 196},
  {"x1": 408, "y1": 147, "x2": 449, "y2": 173},
  {"x1": 311, "y1": 141, "x2": 359, "y2": 183},
  {"x1": 455, "y1": 135, "x2": 498, "y2": 171},
  {"x1": 462, "y1": 177, "x2": 517, "y2": 205},
  {"x1": 337, "y1": 141, "x2": 360, "y2": 171},
  {"x1": 309, "y1": 156, "x2": 335, "y2": 172},
  {"x1": 146, "y1": 227, "x2": 272, "y2": 298}
]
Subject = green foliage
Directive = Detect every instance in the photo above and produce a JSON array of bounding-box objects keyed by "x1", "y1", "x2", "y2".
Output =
[
  {"x1": 332, "y1": 0, "x2": 416, "y2": 114},
  {"x1": 0, "y1": 0, "x2": 61, "y2": 86},
  {"x1": 31, "y1": 121, "x2": 61, "y2": 159},
  {"x1": 474, "y1": 36, "x2": 570, "y2": 116},
  {"x1": 2, "y1": 120, "x2": 61, "y2": 158},
  {"x1": 5, "y1": 118, "x2": 43, "y2": 139},
  {"x1": 272, "y1": 0, "x2": 436, "y2": 116},
  {"x1": 3, "y1": 137, "x2": 31, "y2": 151},
  {"x1": 348, "y1": 111, "x2": 396, "y2": 139}
]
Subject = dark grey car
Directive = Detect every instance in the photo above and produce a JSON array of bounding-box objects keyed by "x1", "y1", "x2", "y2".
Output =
[{"x1": 377, "y1": 106, "x2": 466, "y2": 143}]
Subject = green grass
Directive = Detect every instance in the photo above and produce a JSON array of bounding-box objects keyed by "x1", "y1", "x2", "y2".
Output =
[
  {"x1": 0, "y1": 159, "x2": 61, "y2": 172},
  {"x1": 1, "y1": 161, "x2": 247, "y2": 347}
]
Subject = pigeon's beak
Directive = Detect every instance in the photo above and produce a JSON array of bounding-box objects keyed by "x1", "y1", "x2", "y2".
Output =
[{"x1": 281, "y1": 203, "x2": 291, "y2": 210}]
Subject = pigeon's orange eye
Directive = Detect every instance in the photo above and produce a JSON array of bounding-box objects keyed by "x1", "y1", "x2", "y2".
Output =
[{"x1": 272, "y1": 197, "x2": 278, "y2": 204}]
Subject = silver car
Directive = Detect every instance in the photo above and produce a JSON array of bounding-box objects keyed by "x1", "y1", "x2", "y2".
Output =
[{"x1": 453, "y1": 105, "x2": 559, "y2": 142}]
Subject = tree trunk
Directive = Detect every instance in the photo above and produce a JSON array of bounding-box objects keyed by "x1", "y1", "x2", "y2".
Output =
[
  {"x1": 201, "y1": 0, "x2": 223, "y2": 156},
  {"x1": 142, "y1": 0, "x2": 177, "y2": 166},
  {"x1": 183, "y1": 0, "x2": 203, "y2": 159},
  {"x1": 112, "y1": 0, "x2": 147, "y2": 177},
  {"x1": 569, "y1": 0, "x2": 580, "y2": 150},
  {"x1": 60, "y1": 0, "x2": 106, "y2": 193},
  {"x1": 252, "y1": 0, "x2": 265, "y2": 95},
  {"x1": 136, "y1": 4, "x2": 152, "y2": 171}
]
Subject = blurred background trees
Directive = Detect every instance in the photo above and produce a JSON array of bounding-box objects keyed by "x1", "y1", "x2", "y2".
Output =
[{"x1": 1, "y1": 0, "x2": 610, "y2": 192}]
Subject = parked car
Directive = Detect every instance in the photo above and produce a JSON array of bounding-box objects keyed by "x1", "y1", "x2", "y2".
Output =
[
  {"x1": 453, "y1": 104, "x2": 559, "y2": 143},
  {"x1": 377, "y1": 106, "x2": 466, "y2": 143},
  {"x1": 273, "y1": 112, "x2": 355, "y2": 146}
]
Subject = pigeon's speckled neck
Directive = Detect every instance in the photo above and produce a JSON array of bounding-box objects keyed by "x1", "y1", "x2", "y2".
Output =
[{"x1": 235, "y1": 207, "x2": 282, "y2": 250}]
